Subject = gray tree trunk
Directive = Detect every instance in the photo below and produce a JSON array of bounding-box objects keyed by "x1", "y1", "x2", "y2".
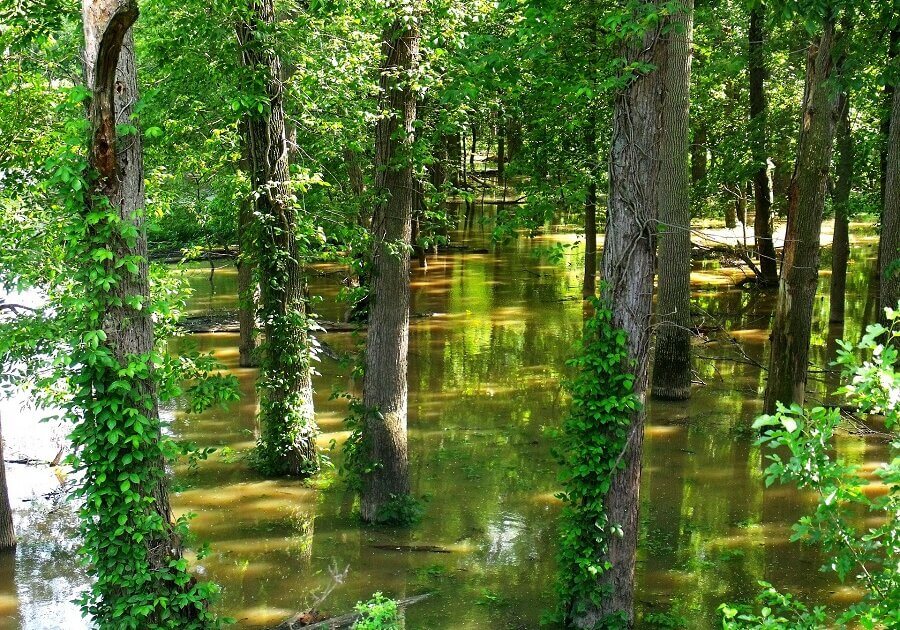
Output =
[
  {"x1": 238, "y1": 126, "x2": 259, "y2": 368},
  {"x1": 360, "y1": 7, "x2": 421, "y2": 522},
  {"x1": 749, "y1": 2, "x2": 778, "y2": 285},
  {"x1": 569, "y1": 2, "x2": 662, "y2": 625},
  {"x1": 652, "y1": 0, "x2": 693, "y2": 401},
  {"x1": 82, "y1": 0, "x2": 199, "y2": 619},
  {"x1": 237, "y1": 0, "x2": 318, "y2": 476},
  {"x1": 0, "y1": 415, "x2": 15, "y2": 550},
  {"x1": 764, "y1": 21, "x2": 841, "y2": 414},
  {"x1": 830, "y1": 92, "x2": 853, "y2": 323},
  {"x1": 880, "y1": 65, "x2": 900, "y2": 317}
]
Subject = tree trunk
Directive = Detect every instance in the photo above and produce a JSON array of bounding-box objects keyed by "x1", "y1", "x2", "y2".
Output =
[
  {"x1": 880, "y1": 28, "x2": 899, "y2": 208},
  {"x1": 764, "y1": 21, "x2": 841, "y2": 414},
  {"x1": 569, "y1": 4, "x2": 662, "y2": 625},
  {"x1": 749, "y1": 3, "x2": 778, "y2": 284},
  {"x1": 880, "y1": 64, "x2": 900, "y2": 318},
  {"x1": 691, "y1": 122, "x2": 707, "y2": 185},
  {"x1": 0, "y1": 415, "x2": 15, "y2": 550},
  {"x1": 830, "y1": 92, "x2": 853, "y2": 323},
  {"x1": 497, "y1": 115, "x2": 506, "y2": 181},
  {"x1": 237, "y1": 0, "x2": 318, "y2": 477},
  {"x1": 238, "y1": 124, "x2": 259, "y2": 368},
  {"x1": 81, "y1": 2, "x2": 204, "y2": 621},
  {"x1": 652, "y1": 0, "x2": 693, "y2": 401},
  {"x1": 583, "y1": 114, "x2": 598, "y2": 299},
  {"x1": 361, "y1": 6, "x2": 420, "y2": 523}
]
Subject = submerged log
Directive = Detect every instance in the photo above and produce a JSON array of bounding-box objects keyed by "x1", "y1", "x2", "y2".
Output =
[
  {"x1": 272, "y1": 593, "x2": 432, "y2": 630},
  {"x1": 370, "y1": 544, "x2": 451, "y2": 553}
]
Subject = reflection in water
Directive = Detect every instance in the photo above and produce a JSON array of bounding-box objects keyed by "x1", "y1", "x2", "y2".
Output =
[{"x1": 0, "y1": 219, "x2": 889, "y2": 628}]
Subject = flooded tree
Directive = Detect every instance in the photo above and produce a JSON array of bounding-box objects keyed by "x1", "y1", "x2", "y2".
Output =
[
  {"x1": 652, "y1": 0, "x2": 693, "y2": 401},
  {"x1": 880, "y1": 52, "x2": 900, "y2": 318},
  {"x1": 830, "y1": 91, "x2": 853, "y2": 324},
  {"x1": 361, "y1": 0, "x2": 421, "y2": 523},
  {"x1": 0, "y1": 416, "x2": 14, "y2": 550},
  {"x1": 72, "y1": 0, "x2": 219, "y2": 623},
  {"x1": 566, "y1": 1, "x2": 663, "y2": 624},
  {"x1": 237, "y1": 128, "x2": 259, "y2": 368},
  {"x1": 237, "y1": 0, "x2": 319, "y2": 476},
  {"x1": 749, "y1": 1, "x2": 778, "y2": 285},
  {"x1": 764, "y1": 15, "x2": 844, "y2": 414}
]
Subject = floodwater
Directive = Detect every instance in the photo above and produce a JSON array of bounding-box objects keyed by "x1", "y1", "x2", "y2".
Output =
[{"x1": 0, "y1": 210, "x2": 890, "y2": 629}]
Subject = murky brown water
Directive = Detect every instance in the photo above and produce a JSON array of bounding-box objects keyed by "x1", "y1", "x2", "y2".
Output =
[{"x1": 0, "y1": 212, "x2": 890, "y2": 629}]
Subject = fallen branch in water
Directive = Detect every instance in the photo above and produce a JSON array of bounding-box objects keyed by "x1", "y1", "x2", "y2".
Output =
[
  {"x1": 272, "y1": 593, "x2": 432, "y2": 630},
  {"x1": 370, "y1": 544, "x2": 451, "y2": 553}
]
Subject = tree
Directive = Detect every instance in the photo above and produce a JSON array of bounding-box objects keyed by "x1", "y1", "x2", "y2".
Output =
[
  {"x1": 237, "y1": 0, "x2": 319, "y2": 476},
  {"x1": 829, "y1": 90, "x2": 853, "y2": 324},
  {"x1": 566, "y1": 1, "x2": 663, "y2": 624},
  {"x1": 237, "y1": 125, "x2": 259, "y2": 368},
  {"x1": 70, "y1": 0, "x2": 220, "y2": 623},
  {"x1": 0, "y1": 415, "x2": 14, "y2": 550},
  {"x1": 652, "y1": 0, "x2": 693, "y2": 401},
  {"x1": 360, "y1": 0, "x2": 421, "y2": 523},
  {"x1": 749, "y1": 1, "x2": 778, "y2": 285},
  {"x1": 764, "y1": 14, "x2": 843, "y2": 414},
  {"x1": 880, "y1": 34, "x2": 900, "y2": 319}
]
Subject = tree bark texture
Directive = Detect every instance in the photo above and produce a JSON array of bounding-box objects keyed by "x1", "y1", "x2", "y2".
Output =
[
  {"x1": 830, "y1": 92, "x2": 852, "y2": 323},
  {"x1": 764, "y1": 22, "x2": 841, "y2": 414},
  {"x1": 237, "y1": 0, "x2": 318, "y2": 476},
  {"x1": 238, "y1": 121, "x2": 259, "y2": 368},
  {"x1": 0, "y1": 416, "x2": 15, "y2": 550},
  {"x1": 652, "y1": 0, "x2": 693, "y2": 401},
  {"x1": 583, "y1": 114, "x2": 598, "y2": 299},
  {"x1": 569, "y1": 4, "x2": 662, "y2": 626},
  {"x1": 82, "y1": 0, "x2": 195, "y2": 615},
  {"x1": 880, "y1": 64, "x2": 900, "y2": 318},
  {"x1": 361, "y1": 7, "x2": 420, "y2": 522},
  {"x1": 749, "y1": 2, "x2": 778, "y2": 284}
]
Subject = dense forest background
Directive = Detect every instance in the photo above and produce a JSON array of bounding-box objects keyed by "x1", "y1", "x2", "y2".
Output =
[{"x1": 0, "y1": 0, "x2": 898, "y2": 628}]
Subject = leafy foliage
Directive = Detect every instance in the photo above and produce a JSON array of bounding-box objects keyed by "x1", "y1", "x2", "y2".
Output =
[
  {"x1": 722, "y1": 312, "x2": 900, "y2": 628},
  {"x1": 550, "y1": 298, "x2": 640, "y2": 626},
  {"x1": 351, "y1": 592, "x2": 401, "y2": 629}
]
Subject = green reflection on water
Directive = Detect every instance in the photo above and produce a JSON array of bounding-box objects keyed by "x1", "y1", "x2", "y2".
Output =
[{"x1": 0, "y1": 219, "x2": 888, "y2": 629}]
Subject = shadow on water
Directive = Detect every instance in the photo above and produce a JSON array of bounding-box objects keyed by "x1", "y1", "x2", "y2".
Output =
[{"x1": 0, "y1": 215, "x2": 890, "y2": 628}]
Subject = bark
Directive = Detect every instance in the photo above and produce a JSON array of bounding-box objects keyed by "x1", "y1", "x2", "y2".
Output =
[
  {"x1": 344, "y1": 147, "x2": 367, "y2": 199},
  {"x1": 724, "y1": 196, "x2": 738, "y2": 228},
  {"x1": 691, "y1": 122, "x2": 707, "y2": 184},
  {"x1": 880, "y1": 64, "x2": 900, "y2": 318},
  {"x1": 652, "y1": 0, "x2": 693, "y2": 401},
  {"x1": 764, "y1": 21, "x2": 842, "y2": 414},
  {"x1": 237, "y1": 0, "x2": 318, "y2": 476},
  {"x1": 583, "y1": 115, "x2": 598, "y2": 299},
  {"x1": 361, "y1": 7, "x2": 420, "y2": 522},
  {"x1": 83, "y1": 0, "x2": 196, "y2": 614},
  {"x1": 749, "y1": 3, "x2": 778, "y2": 284},
  {"x1": 238, "y1": 121, "x2": 259, "y2": 368},
  {"x1": 0, "y1": 415, "x2": 15, "y2": 550},
  {"x1": 496, "y1": 115, "x2": 506, "y2": 180},
  {"x1": 880, "y1": 28, "x2": 899, "y2": 207},
  {"x1": 568, "y1": 3, "x2": 662, "y2": 625},
  {"x1": 830, "y1": 92, "x2": 852, "y2": 323}
]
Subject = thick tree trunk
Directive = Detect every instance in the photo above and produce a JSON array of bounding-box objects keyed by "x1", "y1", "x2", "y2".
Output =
[
  {"x1": 764, "y1": 22, "x2": 841, "y2": 414},
  {"x1": 652, "y1": 0, "x2": 693, "y2": 401},
  {"x1": 0, "y1": 416, "x2": 15, "y2": 550},
  {"x1": 237, "y1": 129, "x2": 259, "y2": 368},
  {"x1": 583, "y1": 114, "x2": 598, "y2": 299},
  {"x1": 496, "y1": 115, "x2": 506, "y2": 181},
  {"x1": 880, "y1": 28, "x2": 899, "y2": 208},
  {"x1": 749, "y1": 3, "x2": 778, "y2": 284},
  {"x1": 830, "y1": 92, "x2": 853, "y2": 323},
  {"x1": 81, "y1": 2, "x2": 202, "y2": 620},
  {"x1": 361, "y1": 7, "x2": 420, "y2": 523},
  {"x1": 880, "y1": 67, "x2": 900, "y2": 317},
  {"x1": 569, "y1": 4, "x2": 662, "y2": 626},
  {"x1": 237, "y1": 0, "x2": 318, "y2": 476}
]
